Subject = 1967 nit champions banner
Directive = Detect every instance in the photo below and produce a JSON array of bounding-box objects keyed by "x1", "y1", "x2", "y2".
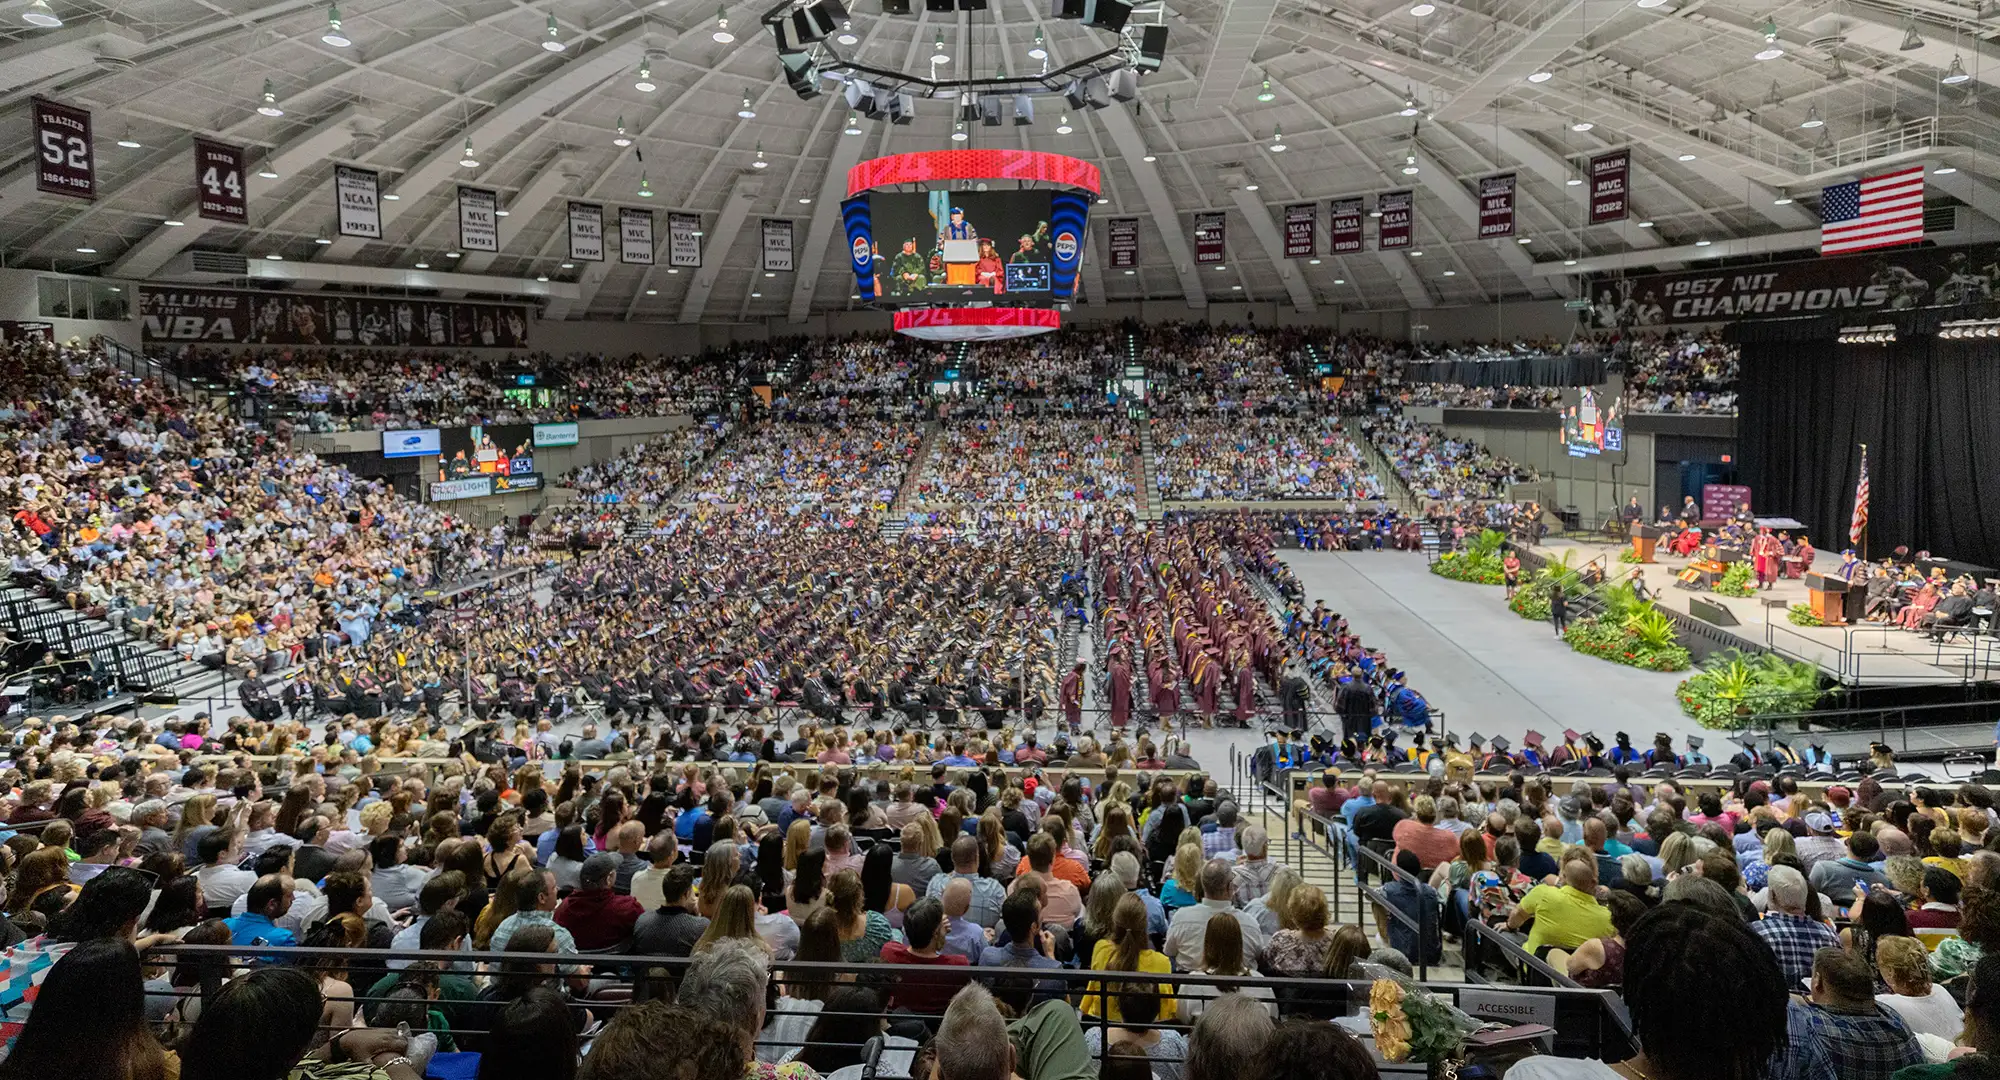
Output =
[{"x1": 1589, "y1": 240, "x2": 2000, "y2": 327}]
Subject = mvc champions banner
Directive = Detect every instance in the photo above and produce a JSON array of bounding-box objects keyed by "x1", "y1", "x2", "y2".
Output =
[
  {"x1": 568, "y1": 202, "x2": 605, "y2": 262},
  {"x1": 762, "y1": 218, "x2": 794, "y2": 272},
  {"x1": 195, "y1": 139, "x2": 248, "y2": 224},
  {"x1": 31, "y1": 97, "x2": 94, "y2": 200},
  {"x1": 139, "y1": 285, "x2": 529, "y2": 347},
  {"x1": 1192, "y1": 212, "x2": 1226, "y2": 265},
  {"x1": 458, "y1": 187, "x2": 499, "y2": 253},
  {"x1": 1283, "y1": 203, "x2": 1316, "y2": 259},
  {"x1": 1478, "y1": 173, "x2": 1516, "y2": 240},
  {"x1": 1589, "y1": 150, "x2": 1629, "y2": 225},
  {"x1": 1329, "y1": 198, "x2": 1364, "y2": 255},
  {"x1": 1588, "y1": 240, "x2": 2000, "y2": 327},
  {"x1": 1108, "y1": 218, "x2": 1139, "y2": 269},
  {"x1": 668, "y1": 212, "x2": 701, "y2": 267},
  {"x1": 335, "y1": 166, "x2": 382, "y2": 239},
  {"x1": 1378, "y1": 190, "x2": 1413, "y2": 250},
  {"x1": 620, "y1": 207, "x2": 654, "y2": 265}
]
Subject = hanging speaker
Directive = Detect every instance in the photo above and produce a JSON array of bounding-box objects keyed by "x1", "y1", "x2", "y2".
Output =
[
  {"x1": 880, "y1": 0, "x2": 911, "y2": 12},
  {"x1": 1084, "y1": 0, "x2": 1132, "y2": 30},
  {"x1": 1135, "y1": 25, "x2": 1168, "y2": 71},
  {"x1": 1050, "y1": 0, "x2": 1086, "y2": 18}
]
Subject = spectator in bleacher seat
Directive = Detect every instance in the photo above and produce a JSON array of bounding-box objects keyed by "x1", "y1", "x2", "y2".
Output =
[
  {"x1": 1390, "y1": 795, "x2": 1459, "y2": 874},
  {"x1": 1875, "y1": 934, "x2": 1965, "y2": 1045},
  {"x1": 1165, "y1": 859, "x2": 1267, "y2": 972},
  {"x1": 1810, "y1": 830, "x2": 1892, "y2": 898},
  {"x1": 1182, "y1": 991, "x2": 1275, "y2": 1080},
  {"x1": 1788, "y1": 946, "x2": 1924, "y2": 1080},
  {"x1": 578, "y1": 999, "x2": 745, "y2": 1080},
  {"x1": 878, "y1": 896, "x2": 972, "y2": 1013},
  {"x1": 1231, "y1": 826, "x2": 1275, "y2": 902},
  {"x1": 555, "y1": 853, "x2": 644, "y2": 952},
  {"x1": 1508, "y1": 850, "x2": 1611, "y2": 961}
]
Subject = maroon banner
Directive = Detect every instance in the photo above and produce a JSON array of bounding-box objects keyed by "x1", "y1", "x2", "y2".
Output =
[
  {"x1": 31, "y1": 97, "x2": 94, "y2": 201},
  {"x1": 1193, "y1": 211, "x2": 1226, "y2": 265},
  {"x1": 1589, "y1": 150, "x2": 1629, "y2": 225},
  {"x1": 1377, "y1": 190, "x2": 1413, "y2": 250},
  {"x1": 1282, "y1": 203, "x2": 1316, "y2": 259},
  {"x1": 194, "y1": 138, "x2": 248, "y2": 224},
  {"x1": 1108, "y1": 218, "x2": 1138, "y2": 268},
  {"x1": 1702, "y1": 483, "x2": 1752, "y2": 523},
  {"x1": 1477, "y1": 173, "x2": 1516, "y2": 240},
  {"x1": 1329, "y1": 197, "x2": 1364, "y2": 254}
]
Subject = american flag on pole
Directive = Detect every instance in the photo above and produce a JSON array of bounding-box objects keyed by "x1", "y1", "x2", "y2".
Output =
[
  {"x1": 1820, "y1": 166, "x2": 1925, "y2": 256},
  {"x1": 1850, "y1": 445, "x2": 1870, "y2": 544}
]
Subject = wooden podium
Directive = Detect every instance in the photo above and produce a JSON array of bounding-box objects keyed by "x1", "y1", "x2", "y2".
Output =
[
  {"x1": 1631, "y1": 524, "x2": 1669, "y2": 564},
  {"x1": 1805, "y1": 572, "x2": 1849, "y2": 626}
]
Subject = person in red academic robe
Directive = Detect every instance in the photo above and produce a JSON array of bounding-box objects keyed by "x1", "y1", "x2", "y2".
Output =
[
  {"x1": 1151, "y1": 666, "x2": 1180, "y2": 726},
  {"x1": 1233, "y1": 663, "x2": 1256, "y2": 727},
  {"x1": 1790, "y1": 537, "x2": 1815, "y2": 579},
  {"x1": 1059, "y1": 661, "x2": 1084, "y2": 734},
  {"x1": 1108, "y1": 654, "x2": 1132, "y2": 730},
  {"x1": 1751, "y1": 528, "x2": 1782, "y2": 589},
  {"x1": 1190, "y1": 653, "x2": 1221, "y2": 727},
  {"x1": 974, "y1": 239, "x2": 1005, "y2": 294}
]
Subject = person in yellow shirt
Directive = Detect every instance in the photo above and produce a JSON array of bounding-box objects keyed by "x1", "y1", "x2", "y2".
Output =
[
  {"x1": 1506, "y1": 852, "x2": 1613, "y2": 959},
  {"x1": 1080, "y1": 892, "x2": 1175, "y2": 1022},
  {"x1": 1923, "y1": 826, "x2": 1969, "y2": 883}
]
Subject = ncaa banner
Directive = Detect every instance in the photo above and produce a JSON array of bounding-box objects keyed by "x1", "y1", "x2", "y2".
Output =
[
  {"x1": 1589, "y1": 150, "x2": 1629, "y2": 225},
  {"x1": 1047, "y1": 191, "x2": 1089, "y2": 302},
  {"x1": 1283, "y1": 203, "x2": 1316, "y2": 259},
  {"x1": 762, "y1": 218, "x2": 794, "y2": 272},
  {"x1": 841, "y1": 196, "x2": 878, "y2": 301},
  {"x1": 335, "y1": 165, "x2": 382, "y2": 239},
  {"x1": 1192, "y1": 211, "x2": 1226, "y2": 265},
  {"x1": 568, "y1": 202, "x2": 605, "y2": 262},
  {"x1": 1378, "y1": 190, "x2": 1414, "y2": 250},
  {"x1": 31, "y1": 97, "x2": 94, "y2": 200},
  {"x1": 1477, "y1": 173, "x2": 1516, "y2": 240},
  {"x1": 668, "y1": 212, "x2": 701, "y2": 267},
  {"x1": 1329, "y1": 197, "x2": 1364, "y2": 254},
  {"x1": 194, "y1": 138, "x2": 248, "y2": 224},
  {"x1": 458, "y1": 187, "x2": 499, "y2": 253},
  {"x1": 1108, "y1": 218, "x2": 1138, "y2": 269},
  {"x1": 619, "y1": 207, "x2": 654, "y2": 265}
]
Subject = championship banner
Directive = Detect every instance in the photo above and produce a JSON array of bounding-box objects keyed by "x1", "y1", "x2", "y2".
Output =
[
  {"x1": 567, "y1": 202, "x2": 604, "y2": 262},
  {"x1": 139, "y1": 285, "x2": 530, "y2": 348},
  {"x1": 457, "y1": 187, "x2": 499, "y2": 253},
  {"x1": 619, "y1": 207, "x2": 654, "y2": 265},
  {"x1": 668, "y1": 212, "x2": 702, "y2": 268},
  {"x1": 1192, "y1": 211, "x2": 1226, "y2": 265},
  {"x1": 762, "y1": 218, "x2": 794, "y2": 272},
  {"x1": 1108, "y1": 218, "x2": 1139, "y2": 269},
  {"x1": 1477, "y1": 173, "x2": 1516, "y2": 240},
  {"x1": 31, "y1": 97, "x2": 94, "y2": 200},
  {"x1": 1378, "y1": 190, "x2": 1413, "y2": 250},
  {"x1": 1329, "y1": 197, "x2": 1364, "y2": 254},
  {"x1": 334, "y1": 165, "x2": 382, "y2": 239},
  {"x1": 1586, "y1": 240, "x2": 2000, "y2": 328},
  {"x1": 194, "y1": 139, "x2": 247, "y2": 224},
  {"x1": 1589, "y1": 150, "x2": 1629, "y2": 225},
  {"x1": 1283, "y1": 203, "x2": 1316, "y2": 260}
]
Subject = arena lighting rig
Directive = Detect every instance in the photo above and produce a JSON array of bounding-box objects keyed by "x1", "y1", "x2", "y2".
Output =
[{"x1": 761, "y1": 0, "x2": 1167, "y2": 122}]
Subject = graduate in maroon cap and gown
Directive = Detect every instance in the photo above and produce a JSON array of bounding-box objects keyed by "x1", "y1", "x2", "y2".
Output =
[
  {"x1": 1060, "y1": 661, "x2": 1084, "y2": 733},
  {"x1": 1108, "y1": 653, "x2": 1133, "y2": 730}
]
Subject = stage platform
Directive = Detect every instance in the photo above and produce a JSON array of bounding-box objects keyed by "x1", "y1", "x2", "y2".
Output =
[{"x1": 1540, "y1": 537, "x2": 2000, "y2": 688}]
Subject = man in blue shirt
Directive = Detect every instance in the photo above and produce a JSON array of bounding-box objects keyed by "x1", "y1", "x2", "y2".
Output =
[
  {"x1": 977, "y1": 890, "x2": 1064, "y2": 1001},
  {"x1": 224, "y1": 874, "x2": 299, "y2": 948}
]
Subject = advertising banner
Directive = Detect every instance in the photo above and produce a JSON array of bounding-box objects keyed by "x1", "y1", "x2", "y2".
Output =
[
  {"x1": 1378, "y1": 190, "x2": 1414, "y2": 250},
  {"x1": 195, "y1": 139, "x2": 248, "y2": 224},
  {"x1": 668, "y1": 212, "x2": 702, "y2": 267},
  {"x1": 1589, "y1": 150, "x2": 1630, "y2": 225},
  {"x1": 139, "y1": 286, "x2": 530, "y2": 347},
  {"x1": 568, "y1": 202, "x2": 605, "y2": 262},
  {"x1": 1585, "y1": 241, "x2": 2000, "y2": 327},
  {"x1": 1478, "y1": 173, "x2": 1516, "y2": 240},
  {"x1": 1283, "y1": 203, "x2": 1316, "y2": 259},
  {"x1": 532, "y1": 422, "x2": 580, "y2": 447},
  {"x1": 1108, "y1": 218, "x2": 1138, "y2": 268},
  {"x1": 619, "y1": 207, "x2": 654, "y2": 265},
  {"x1": 1192, "y1": 211, "x2": 1226, "y2": 265},
  {"x1": 429, "y1": 477, "x2": 493, "y2": 502},
  {"x1": 458, "y1": 186, "x2": 499, "y2": 253},
  {"x1": 383, "y1": 429, "x2": 442, "y2": 458},
  {"x1": 31, "y1": 97, "x2": 93, "y2": 200},
  {"x1": 1329, "y1": 197, "x2": 1364, "y2": 254},
  {"x1": 762, "y1": 218, "x2": 794, "y2": 272},
  {"x1": 335, "y1": 165, "x2": 381, "y2": 239}
]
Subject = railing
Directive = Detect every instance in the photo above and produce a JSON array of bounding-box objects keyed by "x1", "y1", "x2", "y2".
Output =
[{"x1": 1763, "y1": 616, "x2": 2000, "y2": 685}]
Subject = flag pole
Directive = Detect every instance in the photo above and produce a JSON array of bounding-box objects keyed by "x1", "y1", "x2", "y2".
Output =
[{"x1": 1859, "y1": 442, "x2": 1868, "y2": 565}]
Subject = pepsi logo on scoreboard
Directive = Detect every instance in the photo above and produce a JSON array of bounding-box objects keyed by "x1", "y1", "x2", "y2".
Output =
[{"x1": 840, "y1": 195, "x2": 878, "y2": 302}]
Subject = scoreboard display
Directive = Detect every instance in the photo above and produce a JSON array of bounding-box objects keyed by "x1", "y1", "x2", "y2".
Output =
[{"x1": 842, "y1": 189, "x2": 1089, "y2": 306}]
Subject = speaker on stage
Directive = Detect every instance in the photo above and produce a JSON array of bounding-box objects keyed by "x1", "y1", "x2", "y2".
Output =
[{"x1": 1688, "y1": 597, "x2": 1739, "y2": 626}]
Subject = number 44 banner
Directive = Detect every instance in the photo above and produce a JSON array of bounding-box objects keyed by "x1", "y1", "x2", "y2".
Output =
[{"x1": 195, "y1": 139, "x2": 248, "y2": 224}]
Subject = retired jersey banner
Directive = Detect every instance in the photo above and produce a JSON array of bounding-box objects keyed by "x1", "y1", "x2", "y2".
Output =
[
  {"x1": 568, "y1": 202, "x2": 604, "y2": 262},
  {"x1": 1108, "y1": 218, "x2": 1139, "y2": 269},
  {"x1": 1283, "y1": 203, "x2": 1317, "y2": 259},
  {"x1": 458, "y1": 187, "x2": 499, "y2": 253},
  {"x1": 334, "y1": 165, "x2": 382, "y2": 239},
  {"x1": 1329, "y1": 197, "x2": 1364, "y2": 254},
  {"x1": 1378, "y1": 190, "x2": 1413, "y2": 250},
  {"x1": 1589, "y1": 150, "x2": 1630, "y2": 225},
  {"x1": 668, "y1": 212, "x2": 701, "y2": 267},
  {"x1": 31, "y1": 97, "x2": 94, "y2": 200},
  {"x1": 619, "y1": 207, "x2": 654, "y2": 266},
  {"x1": 195, "y1": 139, "x2": 248, "y2": 224},
  {"x1": 1478, "y1": 173, "x2": 1516, "y2": 240},
  {"x1": 1192, "y1": 211, "x2": 1226, "y2": 265},
  {"x1": 762, "y1": 218, "x2": 794, "y2": 272}
]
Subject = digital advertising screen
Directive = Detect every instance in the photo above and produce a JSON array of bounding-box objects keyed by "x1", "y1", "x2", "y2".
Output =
[
  {"x1": 1560, "y1": 381, "x2": 1626, "y2": 462},
  {"x1": 381, "y1": 428, "x2": 441, "y2": 458},
  {"x1": 436, "y1": 423, "x2": 535, "y2": 482},
  {"x1": 533, "y1": 421, "x2": 580, "y2": 447},
  {"x1": 845, "y1": 189, "x2": 1088, "y2": 306}
]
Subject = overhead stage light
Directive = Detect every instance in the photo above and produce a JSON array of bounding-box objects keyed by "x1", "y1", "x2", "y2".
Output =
[
  {"x1": 1269, "y1": 125, "x2": 1287, "y2": 152},
  {"x1": 638, "y1": 174, "x2": 654, "y2": 197},
  {"x1": 1400, "y1": 90, "x2": 1419, "y2": 116},
  {"x1": 844, "y1": 113, "x2": 863, "y2": 135},
  {"x1": 1755, "y1": 17, "x2": 1783, "y2": 60},
  {"x1": 752, "y1": 144, "x2": 769, "y2": 167},
  {"x1": 116, "y1": 127, "x2": 141, "y2": 148},
  {"x1": 1256, "y1": 79, "x2": 1276, "y2": 102},
  {"x1": 1409, "y1": 2, "x2": 1435, "y2": 15},
  {"x1": 952, "y1": 121, "x2": 968, "y2": 141},
  {"x1": 1028, "y1": 31, "x2": 1046, "y2": 60},
  {"x1": 1526, "y1": 70, "x2": 1553, "y2": 83},
  {"x1": 738, "y1": 93, "x2": 758, "y2": 119},
  {"x1": 635, "y1": 59, "x2": 657, "y2": 92},
  {"x1": 1056, "y1": 114, "x2": 1073, "y2": 134},
  {"x1": 458, "y1": 137, "x2": 479, "y2": 168},
  {"x1": 1401, "y1": 153, "x2": 1418, "y2": 175},
  {"x1": 712, "y1": 6, "x2": 734, "y2": 42},
  {"x1": 614, "y1": 117, "x2": 632, "y2": 146},
  {"x1": 837, "y1": 21, "x2": 858, "y2": 45},
  {"x1": 1944, "y1": 55, "x2": 1972, "y2": 84},
  {"x1": 1800, "y1": 105, "x2": 1823, "y2": 128},
  {"x1": 1570, "y1": 119, "x2": 1593, "y2": 131},
  {"x1": 321, "y1": 4, "x2": 350, "y2": 46},
  {"x1": 256, "y1": 79, "x2": 285, "y2": 116},
  {"x1": 542, "y1": 14, "x2": 566, "y2": 52}
]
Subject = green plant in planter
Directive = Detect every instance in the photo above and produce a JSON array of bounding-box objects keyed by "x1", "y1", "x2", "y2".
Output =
[
  {"x1": 1429, "y1": 528, "x2": 1508, "y2": 585},
  {"x1": 1677, "y1": 649, "x2": 1828, "y2": 728},
  {"x1": 1618, "y1": 548, "x2": 1646, "y2": 564},
  {"x1": 1786, "y1": 604, "x2": 1824, "y2": 627},
  {"x1": 1713, "y1": 562, "x2": 1756, "y2": 598}
]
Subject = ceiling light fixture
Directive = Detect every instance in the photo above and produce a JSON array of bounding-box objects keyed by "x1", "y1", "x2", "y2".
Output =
[
  {"x1": 1401, "y1": 153, "x2": 1419, "y2": 174},
  {"x1": 1527, "y1": 70, "x2": 1553, "y2": 83},
  {"x1": 799, "y1": 196, "x2": 812, "y2": 204},
  {"x1": 458, "y1": 137, "x2": 479, "y2": 168},
  {"x1": 1563, "y1": 258, "x2": 1578, "y2": 265},
  {"x1": 314, "y1": 233, "x2": 332, "y2": 244},
  {"x1": 932, "y1": 32, "x2": 948, "y2": 63},
  {"x1": 413, "y1": 259, "x2": 429, "y2": 268},
  {"x1": 614, "y1": 117, "x2": 632, "y2": 146},
  {"x1": 1694, "y1": 239, "x2": 1713, "y2": 246},
  {"x1": 1800, "y1": 104, "x2": 1823, "y2": 128},
  {"x1": 1934, "y1": 164, "x2": 1959, "y2": 174},
  {"x1": 21, "y1": 0, "x2": 61, "y2": 27},
  {"x1": 382, "y1": 191, "x2": 398, "y2": 199},
  {"x1": 738, "y1": 93, "x2": 757, "y2": 119},
  {"x1": 952, "y1": 120, "x2": 968, "y2": 141},
  {"x1": 1334, "y1": 277, "x2": 1345, "y2": 284},
  {"x1": 1141, "y1": 153, "x2": 1156, "y2": 162},
  {"x1": 1570, "y1": 119, "x2": 1593, "y2": 131},
  {"x1": 446, "y1": 251, "x2": 461, "y2": 258},
  {"x1": 561, "y1": 262, "x2": 574, "y2": 269},
  {"x1": 1244, "y1": 183, "x2": 1259, "y2": 190},
  {"x1": 1028, "y1": 31, "x2": 1046, "y2": 60},
  {"x1": 1410, "y1": 1, "x2": 1435, "y2": 14},
  {"x1": 1309, "y1": 258, "x2": 1322, "y2": 264},
  {"x1": 321, "y1": 3, "x2": 350, "y2": 46},
  {"x1": 74, "y1": 245, "x2": 95, "y2": 254},
  {"x1": 1773, "y1": 196, "x2": 1794, "y2": 204},
  {"x1": 844, "y1": 114, "x2": 863, "y2": 135},
  {"x1": 1755, "y1": 17, "x2": 1784, "y2": 60},
  {"x1": 256, "y1": 79, "x2": 284, "y2": 116},
  {"x1": 1257, "y1": 79, "x2": 1275, "y2": 102},
  {"x1": 1412, "y1": 250, "x2": 1424, "y2": 256},
  {"x1": 1056, "y1": 114, "x2": 1073, "y2": 134},
  {"x1": 1764, "y1": 80, "x2": 1784, "y2": 107},
  {"x1": 1944, "y1": 54, "x2": 1972, "y2": 84},
  {"x1": 265, "y1": 253, "x2": 283, "y2": 260},
  {"x1": 1399, "y1": 90, "x2": 1419, "y2": 116},
  {"x1": 1096, "y1": 195, "x2": 1109, "y2": 204},
  {"x1": 1900, "y1": 20, "x2": 1923, "y2": 51},
  {"x1": 1710, "y1": 101, "x2": 1728, "y2": 123},
  {"x1": 836, "y1": 20, "x2": 857, "y2": 46},
  {"x1": 542, "y1": 13, "x2": 566, "y2": 52},
  {"x1": 1636, "y1": 220, "x2": 1654, "y2": 227},
  {"x1": 1814, "y1": 127, "x2": 1834, "y2": 151},
  {"x1": 537, "y1": 275, "x2": 549, "y2": 282},
  {"x1": 646, "y1": 288, "x2": 658, "y2": 295},
  {"x1": 751, "y1": 144, "x2": 769, "y2": 168},
  {"x1": 495, "y1": 208, "x2": 508, "y2": 216},
  {"x1": 1518, "y1": 236, "x2": 1533, "y2": 243},
  {"x1": 1635, "y1": 0, "x2": 1666, "y2": 8},
  {"x1": 635, "y1": 61, "x2": 656, "y2": 93},
  {"x1": 1124, "y1": 269, "x2": 1136, "y2": 275},
  {"x1": 1270, "y1": 125, "x2": 1287, "y2": 152},
  {"x1": 115, "y1": 127, "x2": 141, "y2": 148},
  {"x1": 638, "y1": 174, "x2": 653, "y2": 197},
  {"x1": 1567, "y1": 173, "x2": 1583, "y2": 186},
  {"x1": 712, "y1": 6, "x2": 733, "y2": 43},
  {"x1": 163, "y1": 218, "x2": 185, "y2": 226},
  {"x1": 1442, "y1": 269, "x2": 1456, "y2": 276},
  {"x1": 257, "y1": 165, "x2": 279, "y2": 179},
  {"x1": 1677, "y1": 152, "x2": 1697, "y2": 161}
]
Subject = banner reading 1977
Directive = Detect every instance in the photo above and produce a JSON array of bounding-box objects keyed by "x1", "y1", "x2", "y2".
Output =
[{"x1": 1283, "y1": 203, "x2": 1316, "y2": 260}]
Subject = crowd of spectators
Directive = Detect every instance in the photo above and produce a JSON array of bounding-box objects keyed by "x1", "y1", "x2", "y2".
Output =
[
  {"x1": 1360, "y1": 417, "x2": 1540, "y2": 503},
  {"x1": 1151, "y1": 418, "x2": 1382, "y2": 502},
  {"x1": 902, "y1": 419, "x2": 1140, "y2": 533},
  {"x1": 972, "y1": 327, "x2": 1129, "y2": 405},
  {"x1": 683, "y1": 421, "x2": 923, "y2": 522},
  {"x1": 1622, "y1": 330, "x2": 1740, "y2": 414}
]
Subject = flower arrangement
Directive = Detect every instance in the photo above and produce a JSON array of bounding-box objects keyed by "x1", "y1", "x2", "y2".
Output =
[
  {"x1": 1713, "y1": 562, "x2": 1756, "y2": 598},
  {"x1": 1364, "y1": 965, "x2": 1480, "y2": 1067},
  {"x1": 1786, "y1": 604, "x2": 1824, "y2": 627},
  {"x1": 1561, "y1": 613, "x2": 1692, "y2": 671}
]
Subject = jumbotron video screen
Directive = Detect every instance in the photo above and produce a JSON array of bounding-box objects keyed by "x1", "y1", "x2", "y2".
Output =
[
  {"x1": 843, "y1": 189, "x2": 1088, "y2": 306},
  {"x1": 1560, "y1": 381, "x2": 1627, "y2": 462}
]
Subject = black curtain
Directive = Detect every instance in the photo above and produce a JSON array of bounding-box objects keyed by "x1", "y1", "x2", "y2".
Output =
[
  {"x1": 1400, "y1": 353, "x2": 1605, "y2": 387},
  {"x1": 1736, "y1": 327, "x2": 2000, "y2": 570}
]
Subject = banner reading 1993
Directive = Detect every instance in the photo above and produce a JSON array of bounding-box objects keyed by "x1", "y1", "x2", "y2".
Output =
[
  {"x1": 1283, "y1": 203, "x2": 1316, "y2": 260},
  {"x1": 1329, "y1": 198, "x2": 1364, "y2": 254},
  {"x1": 458, "y1": 187, "x2": 499, "y2": 253},
  {"x1": 335, "y1": 166, "x2": 382, "y2": 239}
]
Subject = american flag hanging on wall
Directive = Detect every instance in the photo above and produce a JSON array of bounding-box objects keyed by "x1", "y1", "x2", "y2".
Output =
[
  {"x1": 1850, "y1": 444, "x2": 1870, "y2": 545},
  {"x1": 1820, "y1": 166, "x2": 1924, "y2": 256}
]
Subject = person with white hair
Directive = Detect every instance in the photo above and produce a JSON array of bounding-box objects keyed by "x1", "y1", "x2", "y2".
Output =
[
  {"x1": 1231, "y1": 826, "x2": 1276, "y2": 901},
  {"x1": 675, "y1": 939, "x2": 783, "y2": 1070},
  {"x1": 1110, "y1": 850, "x2": 1168, "y2": 940},
  {"x1": 1749, "y1": 864, "x2": 1840, "y2": 987},
  {"x1": 1164, "y1": 859, "x2": 1267, "y2": 971}
]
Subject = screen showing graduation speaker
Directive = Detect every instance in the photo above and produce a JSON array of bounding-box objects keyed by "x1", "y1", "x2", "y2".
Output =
[
  {"x1": 1560, "y1": 382, "x2": 1627, "y2": 463},
  {"x1": 436, "y1": 424, "x2": 536, "y2": 482},
  {"x1": 842, "y1": 189, "x2": 1088, "y2": 306}
]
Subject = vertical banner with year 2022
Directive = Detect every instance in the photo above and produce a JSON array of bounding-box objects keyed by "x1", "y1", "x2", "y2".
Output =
[
  {"x1": 1283, "y1": 203, "x2": 1317, "y2": 259},
  {"x1": 458, "y1": 187, "x2": 499, "y2": 253},
  {"x1": 1589, "y1": 150, "x2": 1629, "y2": 225},
  {"x1": 31, "y1": 97, "x2": 94, "y2": 200},
  {"x1": 1192, "y1": 212, "x2": 1226, "y2": 265},
  {"x1": 335, "y1": 165, "x2": 381, "y2": 239},
  {"x1": 1478, "y1": 173, "x2": 1516, "y2": 240},
  {"x1": 568, "y1": 202, "x2": 605, "y2": 262},
  {"x1": 195, "y1": 138, "x2": 248, "y2": 224},
  {"x1": 1108, "y1": 218, "x2": 1138, "y2": 269},
  {"x1": 1377, "y1": 190, "x2": 1413, "y2": 250},
  {"x1": 1329, "y1": 197, "x2": 1364, "y2": 255}
]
